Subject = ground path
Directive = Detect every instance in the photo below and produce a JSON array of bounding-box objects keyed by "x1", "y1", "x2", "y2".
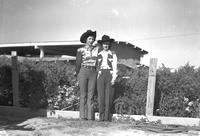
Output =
[{"x1": 0, "y1": 116, "x2": 199, "y2": 136}]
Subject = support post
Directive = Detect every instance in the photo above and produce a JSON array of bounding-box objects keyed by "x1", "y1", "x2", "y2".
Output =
[
  {"x1": 11, "y1": 51, "x2": 20, "y2": 106},
  {"x1": 40, "y1": 47, "x2": 44, "y2": 58},
  {"x1": 146, "y1": 58, "x2": 157, "y2": 116}
]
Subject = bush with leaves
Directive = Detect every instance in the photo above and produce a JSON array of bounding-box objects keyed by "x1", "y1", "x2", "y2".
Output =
[
  {"x1": 19, "y1": 60, "x2": 47, "y2": 109},
  {"x1": 1, "y1": 55, "x2": 200, "y2": 117},
  {"x1": 0, "y1": 56, "x2": 12, "y2": 106},
  {"x1": 114, "y1": 65, "x2": 148, "y2": 115},
  {"x1": 0, "y1": 56, "x2": 79, "y2": 110},
  {"x1": 114, "y1": 63, "x2": 200, "y2": 118},
  {"x1": 156, "y1": 63, "x2": 200, "y2": 117},
  {"x1": 50, "y1": 84, "x2": 79, "y2": 110},
  {"x1": 19, "y1": 59, "x2": 79, "y2": 110},
  {"x1": 0, "y1": 65, "x2": 13, "y2": 106}
]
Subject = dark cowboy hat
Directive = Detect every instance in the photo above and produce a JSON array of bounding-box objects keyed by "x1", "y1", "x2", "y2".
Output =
[
  {"x1": 98, "y1": 35, "x2": 114, "y2": 44},
  {"x1": 80, "y1": 30, "x2": 96, "y2": 43}
]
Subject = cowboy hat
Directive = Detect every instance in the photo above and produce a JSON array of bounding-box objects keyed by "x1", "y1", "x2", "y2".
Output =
[
  {"x1": 80, "y1": 30, "x2": 96, "y2": 43},
  {"x1": 98, "y1": 35, "x2": 114, "y2": 44}
]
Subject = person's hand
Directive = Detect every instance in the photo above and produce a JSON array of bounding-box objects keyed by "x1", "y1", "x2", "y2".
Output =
[
  {"x1": 74, "y1": 72, "x2": 77, "y2": 77},
  {"x1": 111, "y1": 79, "x2": 115, "y2": 85},
  {"x1": 97, "y1": 71, "x2": 101, "y2": 79}
]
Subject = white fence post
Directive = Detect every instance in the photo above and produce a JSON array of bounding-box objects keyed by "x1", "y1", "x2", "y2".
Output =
[
  {"x1": 146, "y1": 58, "x2": 157, "y2": 116},
  {"x1": 11, "y1": 51, "x2": 20, "y2": 106}
]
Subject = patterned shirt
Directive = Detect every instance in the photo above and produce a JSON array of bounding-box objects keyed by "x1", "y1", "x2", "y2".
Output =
[{"x1": 75, "y1": 45, "x2": 99, "y2": 74}]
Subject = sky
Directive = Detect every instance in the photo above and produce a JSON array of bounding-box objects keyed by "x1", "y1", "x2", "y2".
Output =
[{"x1": 0, "y1": 0, "x2": 200, "y2": 69}]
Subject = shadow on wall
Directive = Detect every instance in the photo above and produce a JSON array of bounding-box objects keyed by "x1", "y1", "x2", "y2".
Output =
[{"x1": 110, "y1": 42, "x2": 142, "y2": 68}]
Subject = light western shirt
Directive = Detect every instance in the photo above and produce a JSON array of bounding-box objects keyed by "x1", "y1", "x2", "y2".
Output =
[{"x1": 97, "y1": 50, "x2": 118, "y2": 81}]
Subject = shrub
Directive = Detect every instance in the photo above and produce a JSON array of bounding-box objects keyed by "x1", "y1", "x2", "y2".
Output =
[
  {"x1": 1, "y1": 55, "x2": 200, "y2": 118},
  {"x1": 19, "y1": 60, "x2": 47, "y2": 109},
  {"x1": 156, "y1": 63, "x2": 200, "y2": 117},
  {"x1": 0, "y1": 56, "x2": 79, "y2": 110},
  {"x1": 19, "y1": 59, "x2": 79, "y2": 110},
  {"x1": 114, "y1": 65, "x2": 148, "y2": 115},
  {"x1": 114, "y1": 63, "x2": 200, "y2": 118},
  {"x1": 0, "y1": 65, "x2": 13, "y2": 106}
]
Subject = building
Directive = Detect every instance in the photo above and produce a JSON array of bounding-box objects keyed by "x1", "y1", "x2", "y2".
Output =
[
  {"x1": 110, "y1": 41, "x2": 148, "y2": 68},
  {"x1": 0, "y1": 41, "x2": 148, "y2": 68}
]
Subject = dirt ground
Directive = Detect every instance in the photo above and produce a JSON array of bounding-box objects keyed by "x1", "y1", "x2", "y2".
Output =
[{"x1": 0, "y1": 116, "x2": 200, "y2": 136}]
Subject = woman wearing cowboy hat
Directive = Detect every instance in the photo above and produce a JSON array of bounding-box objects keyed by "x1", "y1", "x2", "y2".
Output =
[
  {"x1": 76, "y1": 30, "x2": 99, "y2": 120},
  {"x1": 97, "y1": 35, "x2": 118, "y2": 121}
]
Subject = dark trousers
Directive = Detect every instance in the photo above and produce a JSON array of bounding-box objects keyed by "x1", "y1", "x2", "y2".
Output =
[
  {"x1": 78, "y1": 67, "x2": 97, "y2": 120},
  {"x1": 97, "y1": 69, "x2": 114, "y2": 121}
]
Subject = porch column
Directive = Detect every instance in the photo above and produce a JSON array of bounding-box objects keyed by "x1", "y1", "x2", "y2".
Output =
[{"x1": 40, "y1": 47, "x2": 44, "y2": 58}]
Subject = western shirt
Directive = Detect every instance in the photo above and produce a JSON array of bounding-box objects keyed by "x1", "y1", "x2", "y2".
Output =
[
  {"x1": 97, "y1": 50, "x2": 118, "y2": 81},
  {"x1": 76, "y1": 45, "x2": 99, "y2": 74}
]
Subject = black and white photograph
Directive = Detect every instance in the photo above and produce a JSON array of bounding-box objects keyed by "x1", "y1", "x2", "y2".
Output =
[{"x1": 0, "y1": 0, "x2": 200, "y2": 135}]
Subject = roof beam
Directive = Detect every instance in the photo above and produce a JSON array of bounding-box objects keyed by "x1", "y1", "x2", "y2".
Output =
[{"x1": 0, "y1": 41, "x2": 83, "y2": 48}]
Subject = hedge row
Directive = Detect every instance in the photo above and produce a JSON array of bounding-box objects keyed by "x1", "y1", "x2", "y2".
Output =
[
  {"x1": 156, "y1": 64, "x2": 200, "y2": 117},
  {"x1": 0, "y1": 56, "x2": 200, "y2": 117},
  {"x1": 115, "y1": 63, "x2": 200, "y2": 118},
  {"x1": 0, "y1": 56, "x2": 79, "y2": 110}
]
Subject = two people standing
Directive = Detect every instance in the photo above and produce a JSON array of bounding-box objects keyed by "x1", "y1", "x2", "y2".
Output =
[{"x1": 75, "y1": 30, "x2": 117, "y2": 121}]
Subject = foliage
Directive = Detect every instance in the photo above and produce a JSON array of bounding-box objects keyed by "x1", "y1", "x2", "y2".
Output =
[
  {"x1": 113, "y1": 63, "x2": 200, "y2": 118},
  {"x1": 50, "y1": 84, "x2": 79, "y2": 110},
  {"x1": 0, "y1": 56, "x2": 79, "y2": 110},
  {"x1": 19, "y1": 59, "x2": 79, "y2": 110},
  {"x1": 114, "y1": 65, "x2": 148, "y2": 115},
  {"x1": 0, "y1": 56, "x2": 13, "y2": 106},
  {"x1": 156, "y1": 63, "x2": 200, "y2": 117},
  {"x1": 0, "y1": 65, "x2": 13, "y2": 106},
  {"x1": 1, "y1": 55, "x2": 200, "y2": 118}
]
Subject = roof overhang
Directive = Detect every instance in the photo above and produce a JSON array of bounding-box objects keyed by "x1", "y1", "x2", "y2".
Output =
[
  {"x1": 0, "y1": 41, "x2": 84, "y2": 56},
  {"x1": 0, "y1": 41, "x2": 83, "y2": 48},
  {"x1": 0, "y1": 41, "x2": 148, "y2": 56}
]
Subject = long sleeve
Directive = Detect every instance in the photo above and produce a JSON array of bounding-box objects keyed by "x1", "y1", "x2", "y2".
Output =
[
  {"x1": 75, "y1": 49, "x2": 82, "y2": 75},
  {"x1": 112, "y1": 52, "x2": 118, "y2": 81}
]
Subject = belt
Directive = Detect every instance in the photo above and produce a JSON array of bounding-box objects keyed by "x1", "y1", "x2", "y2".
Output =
[
  {"x1": 100, "y1": 66, "x2": 111, "y2": 69},
  {"x1": 82, "y1": 65, "x2": 96, "y2": 70}
]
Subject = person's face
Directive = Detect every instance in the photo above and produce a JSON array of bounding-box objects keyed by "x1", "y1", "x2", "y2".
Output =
[
  {"x1": 86, "y1": 36, "x2": 95, "y2": 46},
  {"x1": 102, "y1": 42, "x2": 110, "y2": 51}
]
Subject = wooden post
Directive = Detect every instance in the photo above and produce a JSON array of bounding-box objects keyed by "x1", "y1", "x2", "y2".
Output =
[
  {"x1": 146, "y1": 58, "x2": 157, "y2": 116},
  {"x1": 11, "y1": 51, "x2": 20, "y2": 106}
]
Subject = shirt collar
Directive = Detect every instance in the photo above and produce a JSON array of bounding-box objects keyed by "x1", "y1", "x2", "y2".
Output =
[{"x1": 84, "y1": 44, "x2": 97, "y2": 50}]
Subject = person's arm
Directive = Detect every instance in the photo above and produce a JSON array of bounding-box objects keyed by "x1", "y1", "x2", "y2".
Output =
[
  {"x1": 97, "y1": 52, "x2": 102, "y2": 79},
  {"x1": 111, "y1": 52, "x2": 118, "y2": 84},
  {"x1": 75, "y1": 49, "x2": 82, "y2": 76}
]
